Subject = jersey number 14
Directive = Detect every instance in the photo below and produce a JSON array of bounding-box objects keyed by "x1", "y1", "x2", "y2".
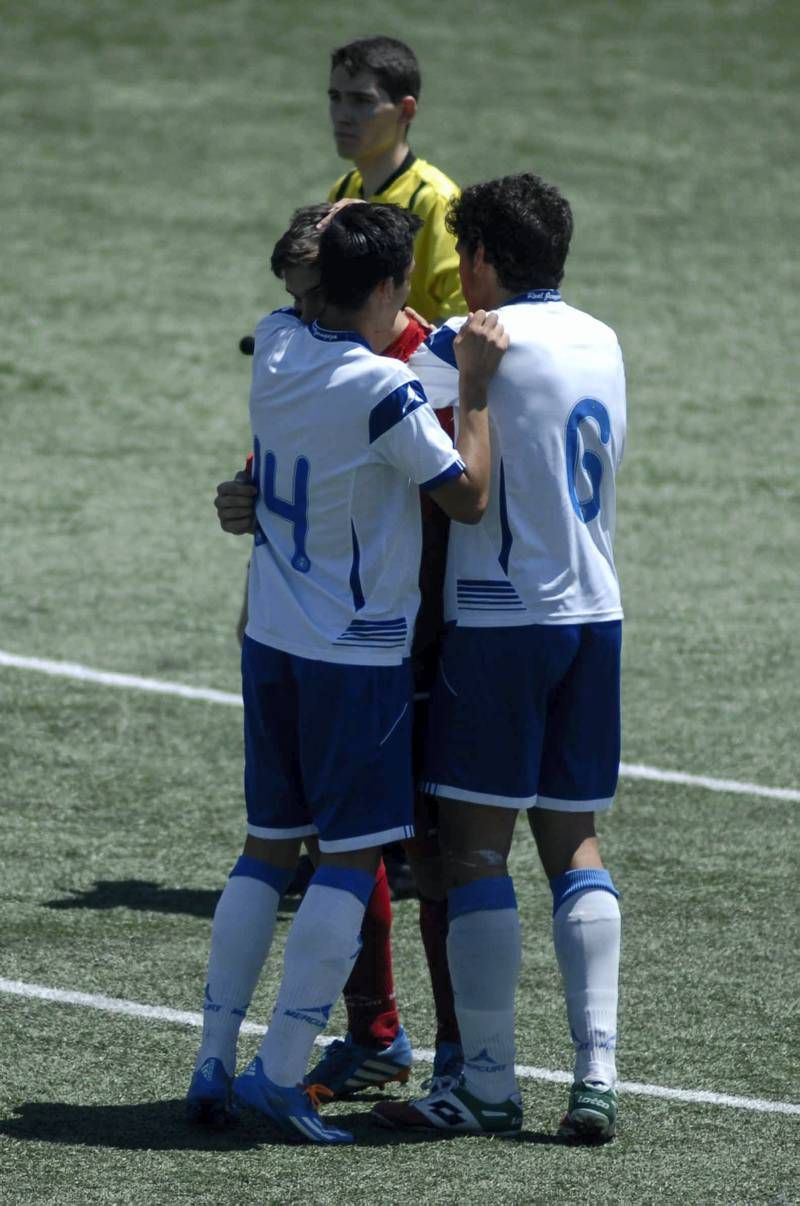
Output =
[{"x1": 253, "y1": 438, "x2": 311, "y2": 573}]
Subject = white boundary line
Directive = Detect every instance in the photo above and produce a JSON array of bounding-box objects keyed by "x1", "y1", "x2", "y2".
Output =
[
  {"x1": 1, "y1": 648, "x2": 798, "y2": 803},
  {"x1": 1, "y1": 977, "x2": 798, "y2": 1117}
]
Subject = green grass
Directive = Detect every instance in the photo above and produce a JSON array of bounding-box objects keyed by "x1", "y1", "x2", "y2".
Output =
[{"x1": 1, "y1": 0, "x2": 799, "y2": 1201}]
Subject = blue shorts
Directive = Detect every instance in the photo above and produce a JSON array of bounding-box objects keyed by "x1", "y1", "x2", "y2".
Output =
[
  {"x1": 423, "y1": 621, "x2": 621, "y2": 811},
  {"x1": 242, "y1": 636, "x2": 415, "y2": 852}
]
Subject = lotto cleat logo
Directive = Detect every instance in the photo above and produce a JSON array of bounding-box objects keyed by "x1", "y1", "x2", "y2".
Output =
[
  {"x1": 285, "y1": 1003, "x2": 333, "y2": 1028},
  {"x1": 427, "y1": 1099, "x2": 466, "y2": 1127}
]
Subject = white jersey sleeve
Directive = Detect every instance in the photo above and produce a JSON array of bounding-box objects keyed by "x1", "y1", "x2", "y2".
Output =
[
  {"x1": 407, "y1": 319, "x2": 465, "y2": 410},
  {"x1": 368, "y1": 377, "x2": 464, "y2": 490}
]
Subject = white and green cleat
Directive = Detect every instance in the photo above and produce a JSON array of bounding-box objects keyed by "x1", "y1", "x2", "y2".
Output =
[
  {"x1": 372, "y1": 1079, "x2": 522, "y2": 1137},
  {"x1": 557, "y1": 1081, "x2": 618, "y2": 1143}
]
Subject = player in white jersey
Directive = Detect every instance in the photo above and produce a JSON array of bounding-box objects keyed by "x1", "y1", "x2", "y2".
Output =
[
  {"x1": 187, "y1": 202, "x2": 508, "y2": 1144},
  {"x1": 374, "y1": 173, "x2": 625, "y2": 1141}
]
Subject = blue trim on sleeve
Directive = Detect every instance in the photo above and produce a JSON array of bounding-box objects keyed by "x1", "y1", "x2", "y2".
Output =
[
  {"x1": 420, "y1": 459, "x2": 465, "y2": 492},
  {"x1": 425, "y1": 324, "x2": 458, "y2": 368},
  {"x1": 550, "y1": 868, "x2": 619, "y2": 915},
  {"x1": 311, "y1": 865, "x2": 376, "y2": 907},
  {"x1": 448, "y1": 875, "x2": 517, "y2": 920},
  {"x1": 369, "y1": 381, "x2": 428, "y2": 443},
  {"x1": 271, "y1": 305, "x2": 302, "y2": 317},
  {"x1": 229, "y1": 855, "x2": 294, "y2": 896}
]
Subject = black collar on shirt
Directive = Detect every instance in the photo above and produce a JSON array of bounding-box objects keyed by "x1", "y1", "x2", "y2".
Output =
[{"x1": 365, "y1": 150, "x2": 417, "y2": 198}]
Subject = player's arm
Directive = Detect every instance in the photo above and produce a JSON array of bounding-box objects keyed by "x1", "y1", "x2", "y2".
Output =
[{"x1": 427, "y1": 310, "x2": 507, "y2": 524}]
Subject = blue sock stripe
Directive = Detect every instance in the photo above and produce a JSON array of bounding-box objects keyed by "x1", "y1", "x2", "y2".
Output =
[
  {"x1": 448, "y1": 875, "x2": 517, "y2": 921},
  {"x1": 550, "y1": 867, "x2": 619, "y2": 915},
  {"x1": 311, "y1": 865, "x2": 376, "y2": 907},
  {"x1": 229, "y1": 855, "x2": 293, "y2": 896}
]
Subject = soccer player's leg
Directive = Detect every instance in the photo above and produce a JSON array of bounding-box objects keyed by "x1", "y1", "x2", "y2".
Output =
[
  {"x1": 234, "y1": 655, "x2": 415, "y2": 1143},
  {"x1": 374, "y1": 798, "x2": 523, "y2": 1135},
  {"x1": 402, "y1": 690, "x2": 463, "y2": 1087},
  {"x1": 532, "y1": 620, "x2": 622, "y2": 1143},
  {"x1": 375, "y1": 626, "x2": 549, "y2": 1135},
  {"x1": 188, "y1": 636, "x2": 312, "y2": 1126},
  {"x1": 301, "y1": 661, "x2": 412, "y2": 1099},
  {"x1": 307, "y1": 855, "x2": 413, "y2": 1097}
]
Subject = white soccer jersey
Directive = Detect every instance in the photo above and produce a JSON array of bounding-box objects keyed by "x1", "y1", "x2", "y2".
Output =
[
  {"x1": 410, "y1": 290, "x2": 626, "y2": 626},
  {"x1": 245, "y1": 309, "x2": 464, "y2": 665}
]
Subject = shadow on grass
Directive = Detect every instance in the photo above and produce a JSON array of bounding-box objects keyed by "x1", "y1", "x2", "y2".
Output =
[
  {"x1": 0, "y1": 1099, "x2": 265, "y2": 1151},
  {"x1": 0, "y1": 1100, "x2": 561, "y2": 1150},
  {"x1": 43, "y1": 880, "x2": 300, "y2": 918}
]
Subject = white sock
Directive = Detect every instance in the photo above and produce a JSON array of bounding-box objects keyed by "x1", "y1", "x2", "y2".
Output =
[
  {"x1": 257, "y1": 876, "x2": 370, "y2": 1087},
  {"x1": 553, "y1": 886, "x2": 621, "y2": 1088},
  {"x1": 447, "y1": 878, "x2": 521, "y2": 1104},
  {"x1": 195, "y1": 858, "x2": 287, "y2": 1077}
]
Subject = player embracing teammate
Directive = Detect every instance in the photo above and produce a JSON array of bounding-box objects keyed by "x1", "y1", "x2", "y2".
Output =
[
  {"x1": 373, "y1": 173, "x2": 625, "y2": 1141},
  {"x1": 190, "y1": 37, "x2": 626, "y2": 1147}
]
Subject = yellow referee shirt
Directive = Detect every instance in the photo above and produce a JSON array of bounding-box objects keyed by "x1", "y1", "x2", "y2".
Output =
[{"x1": 328, "y1": 153, "x2": 465, "y2": 323}]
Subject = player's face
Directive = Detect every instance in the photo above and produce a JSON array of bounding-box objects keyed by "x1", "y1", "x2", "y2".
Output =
[
  {"x1": 283, "y1": 263, "x2": 323, "y2": 323},
  {"x1": 456, "y1": 241, "x2": 492, "y2": 311},
  {"x1": 328, "y1": 67, "x2": 412, "y2": 163}
]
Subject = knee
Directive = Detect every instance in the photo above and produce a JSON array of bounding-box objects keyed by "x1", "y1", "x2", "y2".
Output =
[
  {"x1": 404, "y1": 838, "x2": 446, "y2": 901},
  {"x1": 442, "y1": 844, "x2": 509, "y2": 890}
]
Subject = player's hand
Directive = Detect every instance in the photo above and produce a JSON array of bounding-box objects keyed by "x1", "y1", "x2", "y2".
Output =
[
  {"x1": 453, "y1": 310, "x2": 509, "y2": 389},
  {"x1": 316, "y1": 197, "x2": 367, "y2": 230},
  {"x1": 401, "y1": 305, "x2": 435, "y2": 334},
  {"x1": 215, "y1": 471, "x2": 257, "y2": 535}
]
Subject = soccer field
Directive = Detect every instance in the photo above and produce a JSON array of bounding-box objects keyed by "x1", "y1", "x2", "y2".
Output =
[{"x1": 1, "y1": 1, "x2": 798, "y2": 1202}]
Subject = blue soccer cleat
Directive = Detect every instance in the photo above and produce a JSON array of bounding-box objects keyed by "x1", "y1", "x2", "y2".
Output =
[
  {"x1": 305, "y1": 1026, "x2": 413, "y2": 1098},
  {"x1": 233, "y1": 1057, "x2": 354, "y2": 1144},
  {"x1": 186, "y1": 1057, "x2": 236, "y2": 1127}
]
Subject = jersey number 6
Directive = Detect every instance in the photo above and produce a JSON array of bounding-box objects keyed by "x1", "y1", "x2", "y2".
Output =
[{"x1": 565, "y1": 398, "x2": 611, "y2": 525}]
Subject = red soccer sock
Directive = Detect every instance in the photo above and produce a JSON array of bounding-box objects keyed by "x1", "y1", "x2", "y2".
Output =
[
  {"x1": 343, "y1": 859, "x2": 401, "y2": 1048},
  {"x1": 419, "y1": 895, "x2": 461, "y2": 1047}
]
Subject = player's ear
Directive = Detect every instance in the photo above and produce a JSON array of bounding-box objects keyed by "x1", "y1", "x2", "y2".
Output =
[{"x1": 399, "y1": 95, "x2": 417, "y2": 128}]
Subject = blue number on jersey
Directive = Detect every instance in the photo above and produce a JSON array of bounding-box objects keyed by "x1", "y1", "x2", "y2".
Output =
[
  {"x1": 254, "y1": 438, "x2": 311, "y2": 573},
  {"x1": 565, "y1": 398, "x2": 611, "y2": 524}
]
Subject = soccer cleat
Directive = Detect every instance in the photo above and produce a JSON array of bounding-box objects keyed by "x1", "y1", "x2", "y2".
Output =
[
  {"x1": 372, "y1": 1078, "x2": 523, "y2": 1136},
  {"x1": 186, "y1": 1057, "x2": 236, "y2": 1127},
  {"x1": 557, "y1": 1081, "x2": 618, "y2": 1143},
  {"x1": 305, "y1": 1025, "x2": 413, "y2": 1098},
  {"x1": 420, "y1": 1041, "x2": 464, "y2": 1093},
  {"x1": 233, "y1": 1057, "x2": 354, "y2": 1145}
]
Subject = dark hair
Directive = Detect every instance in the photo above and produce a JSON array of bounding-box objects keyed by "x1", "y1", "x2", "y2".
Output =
[
  {"x1": 270, "y1": 204, "x2": 332, "y2": 278},
  {"x1": 447, "y1": 173, "x2": 573, "y2": 291},
  {"x1": 330, "y1": 36, "x2": 421, "y2": 102},
  {"x1": 318, "y1": 203, "x2": 422, "y2": 310}
]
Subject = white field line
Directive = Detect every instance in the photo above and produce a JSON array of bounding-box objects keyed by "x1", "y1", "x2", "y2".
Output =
[
  {"x1": 1, "y1": 977, "x2": 798, "y2": 1118},
  {"x1": 2, "y1": 648, "x2": 799, "y2": 803}
]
